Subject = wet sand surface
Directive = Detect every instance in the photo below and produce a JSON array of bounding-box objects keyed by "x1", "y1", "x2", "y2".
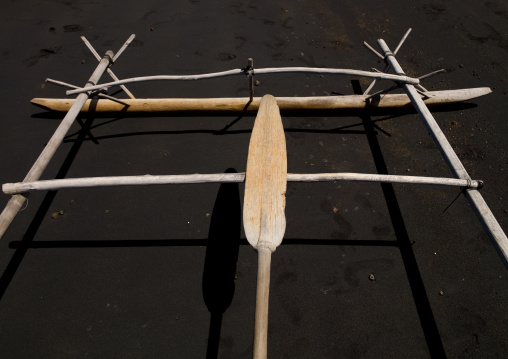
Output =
[{"x1": 0, "y1": 1, "x2": 507, "y2": 358}]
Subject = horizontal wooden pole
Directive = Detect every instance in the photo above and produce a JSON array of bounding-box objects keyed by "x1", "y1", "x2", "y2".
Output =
[
  {"x1": 64, "y1": 67, "x2": 421, "y2": 96},
  {"x1": 3, "y1": 173, "x2": 482, "y2": 194},
  {"x1": 31, "y1": 88, "x2": 492, "y2": 113}
]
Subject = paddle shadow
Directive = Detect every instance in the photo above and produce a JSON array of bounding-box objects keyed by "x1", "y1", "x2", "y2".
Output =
[
  {"x1": 202, "y1": 168, "x2": 241, "y2": 359},
  {"x1": 0, "y1": 111, "x2": 97, "y2": 301},
  {"x1": 8, "y1": 238, "x2": 398, "y2": 249}
]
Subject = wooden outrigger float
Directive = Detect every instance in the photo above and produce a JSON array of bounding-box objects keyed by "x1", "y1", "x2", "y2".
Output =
[
  {"x1": 31, "y1": 88, "x2": 492, "y2": 113},
  {"x1": 1, "y1": 30, "x2": 507, "y2": 359}
]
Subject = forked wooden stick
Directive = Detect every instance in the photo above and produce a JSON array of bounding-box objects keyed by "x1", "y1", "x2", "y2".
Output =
[
  {"x1": 243, "y1": 95, "x2": 287, "y2": 359},
  {"x1": 80, "y1": 36, "x2": 136, "y2": 99},
  {"x1": 363, "y1": 28, "x2": 412, "y2": 95}
]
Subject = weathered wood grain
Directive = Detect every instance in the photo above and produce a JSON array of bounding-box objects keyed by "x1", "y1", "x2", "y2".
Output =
[
  {"x1": 30, "y1": 88, "x2": 492, "y2": 113},
  {"x1": 243, "y1": 94, "x2": 287, "y2": 252},
  {"x1": 243, "y1": 94, "x2": 287, "y2": 359}
]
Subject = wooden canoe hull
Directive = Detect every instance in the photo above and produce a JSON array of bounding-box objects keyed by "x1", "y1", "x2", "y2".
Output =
[{"x1": 31, "y1": 87, "x2": 492, "y2": 113}]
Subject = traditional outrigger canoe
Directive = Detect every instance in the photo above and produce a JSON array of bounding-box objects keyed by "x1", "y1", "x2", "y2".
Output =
[
  {"x1": 1, "y1": 31, "x2": 507, "y2": 359},
  {"x1": 31, "y1": 87, "x2": 492, "y2": 113}
]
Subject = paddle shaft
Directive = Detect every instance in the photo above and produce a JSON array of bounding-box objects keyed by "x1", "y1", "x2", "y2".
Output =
[{"x1": 254, "y1": 247, "x2": 272, "y2": 359}]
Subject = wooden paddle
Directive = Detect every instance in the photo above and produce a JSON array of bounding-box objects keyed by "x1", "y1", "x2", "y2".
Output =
[{"x1": 243, "y1": 94, "x2": 287, "y2": 359}]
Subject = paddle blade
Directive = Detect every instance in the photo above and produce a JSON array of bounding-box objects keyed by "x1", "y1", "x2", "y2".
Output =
[{"x1": 243, "y1": 95, "x2": 287, "y2": 252}]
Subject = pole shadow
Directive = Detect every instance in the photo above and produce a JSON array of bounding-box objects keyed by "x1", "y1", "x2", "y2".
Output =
[
  {"x1": 0, "y1": 111, "x2": 97, "y2": 301},
  {"x1": 352, "y1": 80, "x2": 447, "y2": 358},
  {"x1": 8, "y1": 237, "x2": 398, "y2": 249},
  {"x1": 202, "y1": 168, "x2": 241, "y2": 359}
]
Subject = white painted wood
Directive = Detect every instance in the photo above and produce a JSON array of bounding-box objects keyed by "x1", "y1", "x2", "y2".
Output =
[
  {"x1": 2, "y1": 173, "x2": 246, "y2": 193},
  {"x1": 2, "y1": 172, "x2": 482, "y2": 194},
  {"x1": 44, "y1": 78, "x2": 128, "y2": 103},
  {"x1": 81, "y1": 36, "x2": 136, "y2": 99},
  {"x1": 64, "y1": 67, "x2": 420, "y2": 95},
  {"x1": 31, "y1": 88, "x2": 492, "y2": 113},
  {"x1": 112, "y1": 34, "x2": 136, "y2": 62},
  {"x1": 0, "y1": 194, "x2": 28, "y2": 239},
  {"x1": 364, "y1": 28, "x2": 412, "y2": 95}
]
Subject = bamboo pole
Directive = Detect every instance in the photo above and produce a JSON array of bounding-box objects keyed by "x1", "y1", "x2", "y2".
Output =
[
  {"x1": 64, "y1": 67, "x2": 420, "y2": 96},
  {"x1": 31, "y1": 88, "x2": 492, "y2": 113},
  {"x1": 81, "y1": 35, "x2": 136, "y2": 99},
  {"x1": 377, "y1": 38, "x2": 508, "y2": 267},
  {"x1": 112, "y1": 34, "x2": 136, "y2": 62},
  {"x1": 363, "y1": 28, "x2": 412, "y2": 95},
  {"x1": 0, "y1": 50, "x2": 114, "y2": 240},
  {"x1": 2, "y1": 173, "x2": 482, "y2": 194},
  {"x1": 44, "y1": 78, "x2": 128, "y2": 103}
]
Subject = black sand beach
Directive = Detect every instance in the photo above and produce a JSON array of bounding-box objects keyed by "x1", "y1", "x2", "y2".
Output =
[{"x1": 0, "y1": 1, "x2": 507, "y2": 358}]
